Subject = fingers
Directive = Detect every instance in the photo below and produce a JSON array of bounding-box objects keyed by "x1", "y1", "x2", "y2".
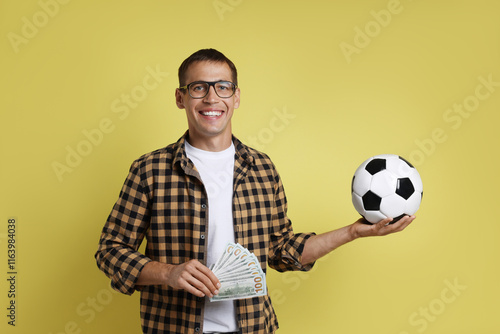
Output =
[
  {"x1": 395, "y1": 215, "x2": 415, "y2": 231},
  {"x1": 167, "y1": 260, "x2": 221, "y2": 298},
  {"x1": 376, "y1": 215, "x2": 415, "y2": 235},
  {"x1": 187, "y1": 262, "x2": 221, "y2": 297},
  {"x1": 377, "y1": 217, "x2": 394, "y2": 227}
]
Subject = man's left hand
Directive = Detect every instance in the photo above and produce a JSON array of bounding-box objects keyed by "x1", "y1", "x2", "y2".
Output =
[{"x1": 349, "y1": 215, "x2": 416, "y2": 240}]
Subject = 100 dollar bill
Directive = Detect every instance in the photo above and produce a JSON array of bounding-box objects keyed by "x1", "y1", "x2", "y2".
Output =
[{"x1": 210, "y1": 271, "x2": 266, "y2": 301}]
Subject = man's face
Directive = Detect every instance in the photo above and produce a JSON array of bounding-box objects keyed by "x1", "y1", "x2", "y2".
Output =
[{"x1": 175, "y1": 61, "x2": 240, "y2": 148}]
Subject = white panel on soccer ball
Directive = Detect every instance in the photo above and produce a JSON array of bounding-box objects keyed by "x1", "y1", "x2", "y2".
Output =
[
  {"x1": 409, "y1": 169, "x2": 423, "y2": 193},
  {"x1": 370, "y1": 170, "x2": 397, "y2": 198},
  {"x1": 352, "y1": 169, "x2": 372, "y2": 196},
  {"x1": 385, "y1": 156, "x2": 400, "y2": 174},
  {"x1": 388, "y1": 157, "x2": 414, "y2": 178},
  {"x1": 405, "y1": 191, "x2": 422, "y2": 215},
  {"x1": 352, "y1": 192, "x2": 365, "y2": 217},
  {"x1": 364, "y1": 210, "x2": 387, "y2": 224},
  {"x1": 379, "y1": 194, "x2": 406, "y2": 219}
]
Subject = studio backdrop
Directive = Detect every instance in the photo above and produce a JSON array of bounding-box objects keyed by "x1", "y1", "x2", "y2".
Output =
[{"x1": 2, "y1": 1, "x2": 499, "y2": 333}]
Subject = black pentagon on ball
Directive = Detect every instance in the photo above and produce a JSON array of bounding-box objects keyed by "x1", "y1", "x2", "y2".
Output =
[
  {"x1": 396, "y1": 177, "x2": 415, "y2": 200},
  {"x1": 362, "y1": 190, "x2": 382, "y2": 210},
  {"x1": 365, "y1": 158, "x2": 386, "y2": 175}
]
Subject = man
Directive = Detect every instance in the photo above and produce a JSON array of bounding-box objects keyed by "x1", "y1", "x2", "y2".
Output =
[{"x1": 95, "y1": 48, "x2": 415, "y2": 334}]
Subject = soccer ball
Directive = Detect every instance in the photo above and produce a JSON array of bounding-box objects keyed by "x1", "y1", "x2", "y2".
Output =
[{"x1": 351, "y1": 154, "x2": 423, "y2": 224}]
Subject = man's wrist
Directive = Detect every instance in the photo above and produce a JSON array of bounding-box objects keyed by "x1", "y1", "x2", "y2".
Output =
[
  {"x1": 138, "y1": 261, "x2": 173, "y2": 286},
  {"x1": 347, "y1": 223, "x2": 360, "y2": 241},
  {"x1": 161, "y1": 263, "x2": 174, "y2": 284}
]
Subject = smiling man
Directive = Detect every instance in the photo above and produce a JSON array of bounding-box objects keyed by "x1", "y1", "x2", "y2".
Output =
[
  {"x1": 175, "y1": 58, "x2": 239, "y2": 151},
  {"x1": 95, "y1": 48, "x2": 415, "y2": 334}
]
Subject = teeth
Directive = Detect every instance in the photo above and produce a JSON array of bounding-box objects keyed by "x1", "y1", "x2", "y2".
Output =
[{"x1": 201, "y1": 111, "x2": 222, "y2": 116}]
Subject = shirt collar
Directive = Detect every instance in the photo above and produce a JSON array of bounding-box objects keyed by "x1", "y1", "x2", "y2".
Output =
[{"x1": 173, "y1": 131, "x2": 255, "y2": 171}]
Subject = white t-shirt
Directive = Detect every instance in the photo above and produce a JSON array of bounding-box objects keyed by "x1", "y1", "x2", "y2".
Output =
[{"x1": 185, "y1": 141, "x2": 238, "y2": 333}]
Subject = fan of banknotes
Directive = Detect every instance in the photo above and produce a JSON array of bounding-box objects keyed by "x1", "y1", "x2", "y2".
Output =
[{"x1": 210, "y1": 242, "x2": 267, "y2": 302}]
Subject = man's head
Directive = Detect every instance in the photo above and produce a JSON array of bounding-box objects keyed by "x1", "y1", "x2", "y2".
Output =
[
  {"x1": 178, "y1": 48, "x2": 238, "y2": 87},
  {"x1": 175, "y1": 49, "x2": 240, "y2": 151}
]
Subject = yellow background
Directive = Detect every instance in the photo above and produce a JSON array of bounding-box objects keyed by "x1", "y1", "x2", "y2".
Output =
[{"x1": 1, "y1": 0, "x2": 499, "y2": 333}]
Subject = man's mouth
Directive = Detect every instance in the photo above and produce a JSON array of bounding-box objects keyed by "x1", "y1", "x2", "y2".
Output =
[{"x1": 200, "y1": 110, "x2": 223, "y2": 117}]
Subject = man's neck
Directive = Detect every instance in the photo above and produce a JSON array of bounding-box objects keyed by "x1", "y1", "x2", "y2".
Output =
[{"x1": 186, "y1": 131, "x2": 232, "y2": 152}]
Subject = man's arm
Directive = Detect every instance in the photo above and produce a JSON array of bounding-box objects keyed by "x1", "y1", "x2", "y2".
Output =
[
  {"x1": 301, "y1": 215, "x2": 415, "y2": 265},
  {"x1": 136, "y1": 260, "x2": 221, "y2": 298}
]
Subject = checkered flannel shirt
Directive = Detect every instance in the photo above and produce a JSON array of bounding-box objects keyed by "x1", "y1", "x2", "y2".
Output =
[{"x1": 95, "y1": 132, "x2": 315, "y2": 334}]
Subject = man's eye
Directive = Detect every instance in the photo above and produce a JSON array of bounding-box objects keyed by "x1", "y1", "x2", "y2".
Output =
[
  {"x1": 217, "y1": 83, "x2": 232, "y2": 90},
  {"x1": 192, "y1": 85, "x2": 206, "y2": 91}
]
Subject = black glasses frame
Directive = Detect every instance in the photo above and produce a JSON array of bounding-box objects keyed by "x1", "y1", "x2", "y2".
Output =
[{"x1": 179, "y1": 80, "x2": 237, "y2": 99}]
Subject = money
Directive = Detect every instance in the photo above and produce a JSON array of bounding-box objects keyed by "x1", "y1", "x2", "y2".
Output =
[{"x1": 210, "y1": 242, "x2": 267, "y2": 302}]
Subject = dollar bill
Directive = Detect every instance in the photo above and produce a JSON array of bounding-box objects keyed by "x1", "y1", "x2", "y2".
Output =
[{"x1": 210, "y1": 242, "x2": 267, "y2": 302}]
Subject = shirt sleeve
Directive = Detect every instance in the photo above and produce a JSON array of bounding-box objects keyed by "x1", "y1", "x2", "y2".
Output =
[
  {"x1": 267, "y1": 167, "x2": 316, "y2": 272},
  {"x1": 94, "y1": 160, "x2": 152, "y2": 295}
]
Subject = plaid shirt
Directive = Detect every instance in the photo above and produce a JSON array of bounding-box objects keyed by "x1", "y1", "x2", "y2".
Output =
[{"x1": 95, "y1": 132, "x2": 315, "y2": 334}]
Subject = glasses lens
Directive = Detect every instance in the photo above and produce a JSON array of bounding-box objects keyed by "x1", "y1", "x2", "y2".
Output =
[
  {"x1": 189, "y1": 82, "x2": 209, "y2": 98},
  {"x1": 215, "y1": 81, "x2": 235, "y2": 98}
]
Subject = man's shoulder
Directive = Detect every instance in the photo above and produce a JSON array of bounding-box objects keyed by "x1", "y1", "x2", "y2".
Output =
[
  {"x1": 136, "y1": 144, "x2": 176, "y2": 161},
  {"x1": 234, "y1": 137, "x2": 277, "y2": 171},
  {"x1": 130, "y1": 138, "x2": 183, "y2": 171},
  {"x1": 246, "y1": 145, "x2": 273, "y2": 164}
]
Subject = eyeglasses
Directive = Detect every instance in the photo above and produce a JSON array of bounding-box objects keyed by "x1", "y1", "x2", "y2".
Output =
[{"x1": 179, "y1": 81, "x2": 237, "y2": 99}]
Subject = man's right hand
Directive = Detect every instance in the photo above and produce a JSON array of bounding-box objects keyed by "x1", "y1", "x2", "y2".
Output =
[
  {"x1": 137, "y1": 260, "x2": 221, "y2": 298},
  {"x1": 164, "y1": 260, "x2": 221, "y2": 298}
]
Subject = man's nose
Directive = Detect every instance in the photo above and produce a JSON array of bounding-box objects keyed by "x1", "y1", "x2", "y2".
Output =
[{"x1": 203, "y1": 85, "x2": 219, "y2": 103}]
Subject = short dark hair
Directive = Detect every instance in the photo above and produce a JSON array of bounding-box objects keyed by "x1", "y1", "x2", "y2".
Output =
[{"x1": 178, "y1": 48, "x2": 238, "y2": 87}]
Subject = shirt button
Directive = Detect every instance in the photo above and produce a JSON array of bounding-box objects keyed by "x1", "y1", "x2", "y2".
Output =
[
  {"x1": 195, "y1": 327, "x2": 200, "y2": 332},
  {"x1": 200, "y1": 234, "x2": 205, "y2": 239},
  {"x1": 201, "y1": 204, "x2": 207, "y2": 209}
]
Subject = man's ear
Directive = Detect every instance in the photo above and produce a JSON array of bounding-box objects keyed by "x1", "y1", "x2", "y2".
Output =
[
  {"x1": 234, "y1": 87, "x2": 241, "y2": 109},
  {"x1": 175, "y1": 88, "x2": 185, "y2": 109}
]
